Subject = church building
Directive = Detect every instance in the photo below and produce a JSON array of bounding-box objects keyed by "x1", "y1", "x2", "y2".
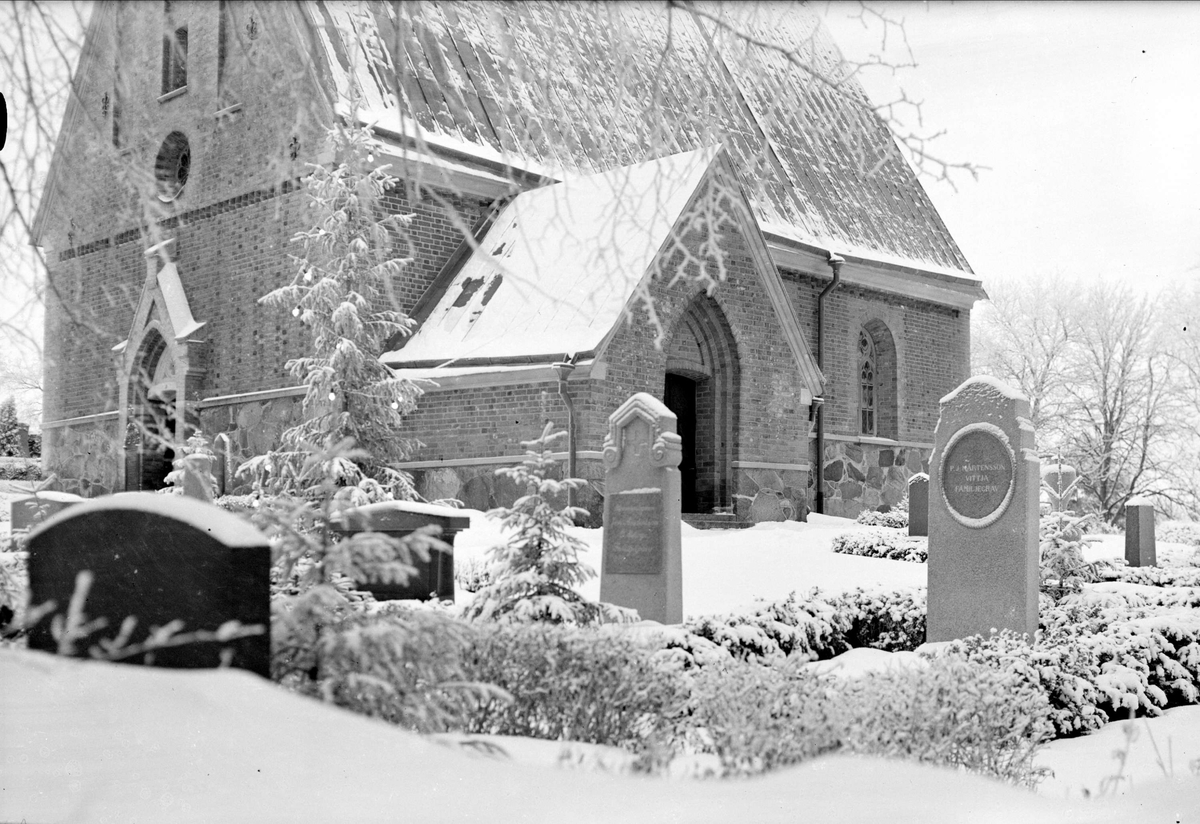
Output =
[{"x1": 32, "y1": 1, "x2": 985, "y2": 523}]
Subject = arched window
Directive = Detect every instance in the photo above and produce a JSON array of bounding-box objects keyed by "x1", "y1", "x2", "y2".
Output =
[{"x1": 858, "y1": 329, "x2": 877, "y2": 436}]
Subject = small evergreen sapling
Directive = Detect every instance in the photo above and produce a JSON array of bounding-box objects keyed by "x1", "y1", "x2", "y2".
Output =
[
  {"x1": 0, "y1": 397, "x2": 20, "y2": 456},
  {"x1": 463, "y1": 423, "x2": 636, "y2": 625}
]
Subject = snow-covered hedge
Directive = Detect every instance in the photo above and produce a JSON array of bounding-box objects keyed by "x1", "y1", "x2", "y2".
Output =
[
  {"x1": 947, "y1": 599, "x2": 1200, "y2": 738},
  {"x1": 453, "y1": 556, "x2": 493, "y2": 593},
  {"x1": 1102, "y1": 565, "x2": 1200, "y2": 587},
  {"x1": 832, "y1": 528, "x2": 927, "y2": 563},
  {"x1": 459, "y1": 623, "x2": 687, "y2": 749},
  {"x1": 1158, "y1": 521, "x2": 1200, "y2": 547},
  {"x1": 680, "y1": 654, "x2": 1049, "y2": 785},
  {"x1": 675, "y1": 588, "x2": 926, "y2": 667},
  {"x1": 855, "y1": 508, "x2": 909, "y2": 529},
  {"x1": 0, "y1": 458, "x2": 41, "y2": 481}
]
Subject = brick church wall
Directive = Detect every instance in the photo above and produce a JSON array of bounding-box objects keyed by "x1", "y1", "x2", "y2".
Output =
[
  {"x1": 782, "y1": 270, "x2": 972, "y2": 517},
  {"x1": 38, "y1": 2, "x2": 976, "y2": 519}
]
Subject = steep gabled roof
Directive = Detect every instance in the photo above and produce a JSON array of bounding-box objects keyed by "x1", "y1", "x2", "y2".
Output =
[
  {"x1": 382, "y1": 147, "x2": 824, "y2": 397},
  {"x1": 307, "y1": 0, "x2": 973, "y2": 278},
  {"x1": 383, "y1": 147, "x2": 719, "y2": 366}
]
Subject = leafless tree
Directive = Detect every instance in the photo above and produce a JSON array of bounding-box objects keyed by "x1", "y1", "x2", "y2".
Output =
[{"x1": 974, "y1": 275, "x2": 1195, "y2": 522}]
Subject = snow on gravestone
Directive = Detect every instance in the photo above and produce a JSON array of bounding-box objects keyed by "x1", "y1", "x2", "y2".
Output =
[
  {"x1": 927, "y1": 377, "x2": 1039, "y2": 642},
  {"x1": 907, "y1": 473, "x2": 929, "y2": 537},
  {"x1": 9, "y1": 490, "x2": 84, "y2": 532},
  {"x1": 599, "y1": 393, "x2": 683, "y2": 624},
  {"x1": 25, "y1": 492, "x2": 270, "y2": 676},
  {"x1": 1124, "y1": 497, "x2": 1156, "y2": 568}
]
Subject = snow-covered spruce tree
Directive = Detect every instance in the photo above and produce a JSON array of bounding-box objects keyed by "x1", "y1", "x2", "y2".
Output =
[
  {"x1": 248, "y1": 105, "x2": 422, "y2": 502},
  {"x1": 0, "y1": 397, "x2": 20, "y2": 457},
  {"x1": 237, "y1": 106, "x2": 444, "y2": 684},
  {"x1": 463, "y1": 423, "x2": 636, "y2": 625}
]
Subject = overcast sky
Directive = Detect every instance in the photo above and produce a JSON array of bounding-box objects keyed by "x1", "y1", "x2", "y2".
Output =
[{"x1": 820, "y1": 1, "x2": 1200, "y2": 293}]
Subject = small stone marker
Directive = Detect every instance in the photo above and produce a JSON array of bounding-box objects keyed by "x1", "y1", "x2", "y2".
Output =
[
  {"x1": 927, "y1": 377, "x2": 1039, "y2": 642},
  {"x1": 25, "y1": 492, "x2": 270, "y2": 676},
  {"x1": 10, "y1": 490, "x2": 84, "y2": 532},
  {"x1": 600, "y1": 393, "x2": 683, "y2": 624},
  {"x1": 907, "y1": 473, "x2": 929, "y2": 537},
  {"x1": 332, "y1": 500, "x2": 469, "y2": 601},
  {"x1": 1125, "y1": 497, "x2": 1156, "y2": 568}
]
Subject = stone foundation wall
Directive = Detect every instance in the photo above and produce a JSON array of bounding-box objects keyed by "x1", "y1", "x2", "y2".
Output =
[
  {"x1": 42, "y1": 417, "x2": 121, "y2": 497},
  {"x1": 734, "y1": 466, "x2": 810, "y2": 523},
  {"x1": 196, "y1": 394, "x2": 305, "y2": 494},
  {"x1": 817, "y1": 440, "x2": 930, "y2": 519},
  {"x1": 411, "y1": 456, "x2": 607, "y2": 527}
]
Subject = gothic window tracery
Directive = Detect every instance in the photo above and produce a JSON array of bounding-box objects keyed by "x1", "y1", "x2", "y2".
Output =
[{"x1": 858, "y1": 328, "x2": 877, "y2": 436}]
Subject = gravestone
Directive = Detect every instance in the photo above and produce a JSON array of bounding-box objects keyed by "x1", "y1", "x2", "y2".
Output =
[
  {"x1": 907, "y1": 473, "x2": 929, "y2": 537},
  {"x1": 25, "y1": 492, "x2": 270, "y2": 676},
  {"x1": 331, "y1": 501, "x2": 469, "y2": 601},
  {"x1": 10, "y1": 490, "x2": 84, "y2": 532},
  {"x1": 599, "y1": 393, "x2": 683, "y2": 624},
  {"x1": 927, "y1": 377, "x2": 1039, "y2": 642},
  {"x1": 1125, "y1": 497, "x2": 1156, "y2": 568}
]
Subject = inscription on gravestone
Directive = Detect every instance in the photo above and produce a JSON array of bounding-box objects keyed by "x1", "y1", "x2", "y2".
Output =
[
  {"x1": 928, "y1": 377, "x2": 1039, "y2": 642},
  {"x1": 941, "y1": 426, "x2": 1015, "y2": 527},
  {"x1": 600, "y1": 393, "x2": 683, "y2": 624},
  {"x1": 607, "y1": 489, "x2": 664, "y2": 574}
]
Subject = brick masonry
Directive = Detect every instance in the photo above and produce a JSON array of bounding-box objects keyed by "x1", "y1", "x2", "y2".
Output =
[{"x1": 39, "y1": 2, "x2": 974, "y2": 519}]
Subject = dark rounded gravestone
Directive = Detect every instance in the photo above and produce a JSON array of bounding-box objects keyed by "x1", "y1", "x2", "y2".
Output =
[
  {"x1": 939, "y1": 424, "x2": 1015, "y2": 528},
  {"x1": 25, "y1": 493, "x2": 270, "y2": 677}
]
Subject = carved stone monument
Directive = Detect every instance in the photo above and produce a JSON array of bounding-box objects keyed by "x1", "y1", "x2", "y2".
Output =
[
  {"x1": 599, "y1": 393, "x2": 683, "y2": 624},
  {"x1": 907, "y1": 473, "x2": 929, "y2": 537},
  {"x1": 25, "y1": 492, "x2": 271, "y2": 676},
  {"x1": 927, "y1": 377, "x2": 1039, "y2": 642},
  {"x1": 1124, "y1": 497, "x2": 1156, "y2": 568},
  {"x1": 9, "y1": 490, "x2": 84, "y2": 532}
]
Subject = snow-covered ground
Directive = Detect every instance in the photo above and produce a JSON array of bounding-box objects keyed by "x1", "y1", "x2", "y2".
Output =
[
  {"x1": 453, "y1": 510, "x2": 926, "y2": 616},
  {"x1": 4, "y1": 501, "x2": 1200, "y2": 821},
  {"x1": 4, "y1": 645, "x2": 1199, "y2": 824}
]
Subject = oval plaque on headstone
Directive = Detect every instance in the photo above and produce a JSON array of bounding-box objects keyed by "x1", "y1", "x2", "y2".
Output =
[{"x1": 940, "y1": 424, "x2": 1015, "y2": 528}]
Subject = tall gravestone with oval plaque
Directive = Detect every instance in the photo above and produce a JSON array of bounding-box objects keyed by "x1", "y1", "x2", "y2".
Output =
[
  {"x1": 599, "y1": 393, "x2": 683, "y2": 624},
  {"x1": 928, "y1": 377, "x2": 1040, "y2": 642}
]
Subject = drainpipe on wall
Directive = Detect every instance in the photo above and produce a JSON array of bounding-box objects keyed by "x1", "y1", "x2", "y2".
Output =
[
  {"x1": 552, "y1": 360, "x2": 578, "y2": 513},
  {"x1": 815, "y1": 253, "x2": 844, "y2": 514}
]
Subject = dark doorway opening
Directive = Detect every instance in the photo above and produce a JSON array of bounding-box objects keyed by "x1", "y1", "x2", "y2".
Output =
[
  {"x1": 664, "y1": 373, "x2": 698, "y2": 513},
  {"x1": 124, "y1": 401, "x2": 176, "y2": 491}
]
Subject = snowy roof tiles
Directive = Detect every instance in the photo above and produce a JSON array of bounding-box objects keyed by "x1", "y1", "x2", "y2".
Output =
[
  {"x1": 308, "y1": 0, "x2": 974, "y2": 277},
  {"x1": 382, "y1": 147, "x2": 718, "y2": 366}
]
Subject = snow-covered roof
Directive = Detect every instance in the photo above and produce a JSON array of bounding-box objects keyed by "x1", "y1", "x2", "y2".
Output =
[
  {"x1": 307, "y1": 1, "x2": 975, "y2": 278},
  {"x1": 383, "y1": 147, "x2": 718, "y2": 366}
]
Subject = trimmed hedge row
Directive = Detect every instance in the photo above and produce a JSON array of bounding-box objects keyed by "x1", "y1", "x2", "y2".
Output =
[
  {"x1": 855, "y1": 509, "x2": 909, "y2": 529},
  {"x1": 301, "y1": 605, "x2": 1047, "y2": 785},
  {"x1": 831, "y1": 528, "x2": 927, "y2": 563},
  {"x1": 0, "y1": 458, "x2": 41, "y2": 481}
]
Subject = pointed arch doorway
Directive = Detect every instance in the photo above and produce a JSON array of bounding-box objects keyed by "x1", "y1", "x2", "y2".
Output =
[
  {"x1": 662, "y1": 295, "x2": 739, "y2": 514},
  {"x1": 123, "y1": 327, "x2": 178, "y2": 491}
]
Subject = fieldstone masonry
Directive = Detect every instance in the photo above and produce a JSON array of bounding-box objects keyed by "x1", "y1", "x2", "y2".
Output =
[
  {"x1": 927, "y1": 377, "x2": 1039, "y2": 642},
  {"x1": 599, "y1": 393, "x2": 683, "y2": 624},
  {"x1": 820, "y1": 441, "x2": 930, "y2": 519},
  {"x1": 908, "y1": 473, "x2": 929, "y2": 537},
  {"x1": 1125, "y1": 498, "x2": 1156, "y2": 568}
]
